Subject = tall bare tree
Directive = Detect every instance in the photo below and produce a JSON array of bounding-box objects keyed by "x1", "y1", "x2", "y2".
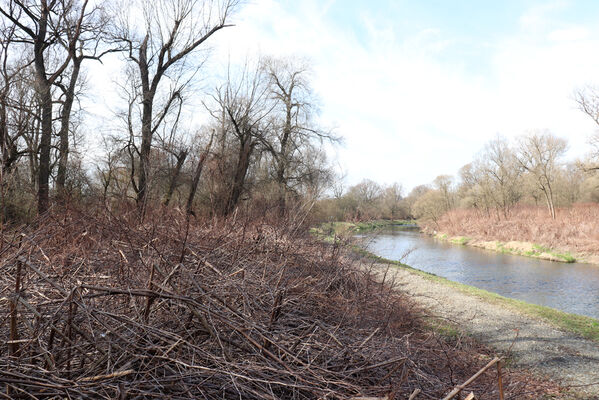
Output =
[
  {"x1": 208, "y1": 62, "x2": 273, "y2": 215},
  {"x1": 261, "y1": 57, "x2": 337, "y2": 214},
  {"x1": 0, "y1": 17, "x2": 29, "y2": 175},
  {"x1": 478, "y1": 135, "x2": 521, "y2": 218},
  {"x1": 54, "y1": 3, "x2": 114, "y2": 196},
  {"x1": 382, "y1": 182, "x2": 404, "y2": 220},
  {"x1": 433, "y1": 174, "x2": 454, "y2": 213},
  {"x1": 575, "y1": 86, "x2": 599, "y2": 171},
  {"x1": 516, "y1": 130, "x2": 567, "y2": 219},
  {"x1": 115, "y1": 0, "x2": 238, "y2": 209},
  {"x1": 185, "y1": 130, "x2": 213, "y2": 214}
]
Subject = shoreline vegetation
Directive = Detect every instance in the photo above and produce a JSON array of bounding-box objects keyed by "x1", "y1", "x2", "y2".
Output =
[
  {"x1": 309, "y1": 219, "x2": 415, "y2": 241},
  {"x1": 314, "y1": 217, "x2": 592, "y2": 264},
  {"x1": 315, "y1": 219, "x2": 599, "y2": 342},
  {"x1": 426, "y1": 205, "x2": 599, "y2": 265},
  {"x1": 429, "y1": 232, "x2": 580, "y2": 263}
]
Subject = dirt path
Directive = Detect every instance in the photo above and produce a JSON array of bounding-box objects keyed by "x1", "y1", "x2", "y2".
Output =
[{"x1": 372, "y1": 263, "x2": 599, "y2": 399}]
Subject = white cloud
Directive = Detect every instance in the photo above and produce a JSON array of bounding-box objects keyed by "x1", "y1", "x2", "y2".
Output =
[{"x1": 548, "y1": 27, "x2": 589, "y2": 42}]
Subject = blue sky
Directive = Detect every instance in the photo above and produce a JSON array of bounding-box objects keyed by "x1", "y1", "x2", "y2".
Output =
[{"x1": 88, "y1": 0, "x2": 599, "y2": 192}]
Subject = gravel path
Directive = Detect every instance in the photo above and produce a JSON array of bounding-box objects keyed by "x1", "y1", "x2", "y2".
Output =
[{"x1": 372, "y1": 263, "x2": 599, "y2": 398}]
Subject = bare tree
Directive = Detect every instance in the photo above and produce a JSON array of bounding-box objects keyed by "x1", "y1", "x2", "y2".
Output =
[
  {"x1": 516, "y1": 130, "x2": 567, "y2": 219},
  {"x1": 154, "y1": 89, "x2": 188, "y2": 206},
  {"x1": 261, "y1": 56, "x2": 338, "y2": 214},
  {"x1": 412, "y1": 189, "x2": 445, "y2": 229},
  {"x1": 457, "y1": 163, "x2": 488, "y2": 212},
  {"x1": 114, "y1": 0, "x2": 238, "y2": 210},
  {"x1": 345, "y1": 179, "x2": 382, "y2": 219},
  {"x1": 433, "y1": 174, "x2": 454, "y2": 213},
  {"x1": 575, "y1": 87, "x2": 599, "y2": 171},
  {"x1": 478, "y1": 135, "x2": 521, "y2": 218},
  {"x1": 54, "y1": 2, "x2": 115, "y2": 196},
  {"x1": 382, "y1": 182, "x2": 404, "y2": 220},
  {"x1": 207, "y1": 61, "x2": 273, "y2": 216},
  {"x1": 0, "y1": 20, "x2": 31, "y2": 175},
  {"x1": 185, "y1": 130, "x2": 213, "y2": 214}
]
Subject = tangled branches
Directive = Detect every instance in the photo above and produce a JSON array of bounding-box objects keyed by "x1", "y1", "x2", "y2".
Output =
[{"x1": 0, "y1": 206, "x2": 561, "y2": 398}]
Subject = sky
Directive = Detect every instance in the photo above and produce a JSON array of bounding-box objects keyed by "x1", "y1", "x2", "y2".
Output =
[{"x1": 87, "y1": 0, "x2": 599, "y2": 191}]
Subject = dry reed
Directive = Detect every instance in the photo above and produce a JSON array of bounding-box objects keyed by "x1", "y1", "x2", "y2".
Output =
[{"x1": 433, "y1": 203, "x2": 599, "y2": 255}]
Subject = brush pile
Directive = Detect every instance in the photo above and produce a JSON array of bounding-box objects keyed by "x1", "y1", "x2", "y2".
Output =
[{"x1": 0, "y1": 206, "x2": 561, "y2": 399}]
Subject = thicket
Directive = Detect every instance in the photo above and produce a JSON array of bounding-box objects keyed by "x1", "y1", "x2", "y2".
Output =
[
  {"x1": 313, "y1": 180, "x2": 411, "y2": 222},
  {"x1": 0, "y1": 203, "x2": 562, "y2": 398}
]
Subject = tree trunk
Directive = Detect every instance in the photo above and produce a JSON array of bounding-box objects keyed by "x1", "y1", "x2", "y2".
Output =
[
  {"x1": 541, "y1": 187, "x2": 555, "y2": 219},
  {"x1": 186, "y1": 134, "x2": 213, "y2": 215},
  {"x1": 137, "y1": 102, "x2": 153, "y2": 206},
  {"x1": 276, "y1": 164, "x2": 287, "y2": 217},
  {"x1": 36, "y1": 82, "x2": 52, "y2": 215},
  {"x1": 163, "y1": 149, "x2": 188, "y2": 206},
  {"x1": 136, "y1": 36, "x2": 153, "y2": 208},
  {"x1": 547, "y1": 184, "x2": 556, "y2": 220},
  {"x1": 0, "y1": 92, "x2": 11, "y2": 172},
  {"x1": 225, "y1": 138, "x2": 252, "y2": 216},
  {"x1": 34, "y1": 6, "x2": 52, "y2": 215},
  {"x1": 56, "y1": 58, "x2": 81, "y2": 197}
]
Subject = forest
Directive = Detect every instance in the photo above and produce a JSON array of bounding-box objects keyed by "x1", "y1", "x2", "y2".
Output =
[{"x1": 0, "y1": 0, "x2": 337, "y2": 223}]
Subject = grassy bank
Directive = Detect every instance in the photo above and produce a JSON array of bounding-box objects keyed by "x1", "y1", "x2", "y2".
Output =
[
  {"x1": 433, "y1": 233, "x2": 577, "y2": 263},
  {"x1": 356, "y1": 247, "x2": 599, "y2": 342}
]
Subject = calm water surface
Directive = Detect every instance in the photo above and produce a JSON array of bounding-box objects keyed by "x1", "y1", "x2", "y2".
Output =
[{"x1": 358, "y1": 227, "x2": 599, "y2": 319}]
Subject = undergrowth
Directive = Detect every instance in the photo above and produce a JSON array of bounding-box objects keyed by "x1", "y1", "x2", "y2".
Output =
[{"x1": 0, "y1": 204, "x2": 562, "y2": 399}]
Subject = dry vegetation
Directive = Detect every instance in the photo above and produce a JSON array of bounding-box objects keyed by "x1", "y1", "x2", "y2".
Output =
[
  {"x1": 0, "y1": 205, "x2": 562, "y2": 399},
  {"x1": 431, "y1": 203, "x2": 599, "y2": 256}
]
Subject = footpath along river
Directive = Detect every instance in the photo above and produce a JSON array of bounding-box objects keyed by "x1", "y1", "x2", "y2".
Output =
[{"x1": 357, "y1": 227, "x2": 599, "y2": 319}]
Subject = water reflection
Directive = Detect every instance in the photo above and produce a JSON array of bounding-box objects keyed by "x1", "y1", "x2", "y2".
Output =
[{"x1": 358, "y1": 227, "x2": 599, "y2": 319}]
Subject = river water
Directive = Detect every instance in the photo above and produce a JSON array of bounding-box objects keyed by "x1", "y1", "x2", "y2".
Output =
[{"x1": 358, "y1": 227, "x2": 599, "y2": 319}]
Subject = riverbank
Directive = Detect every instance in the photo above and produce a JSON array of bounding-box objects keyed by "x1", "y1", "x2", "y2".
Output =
[
  {"x1": 2, "y1": 207, "x2": 559, "y2": 399},
  {"x1": 427, "y1": 205, "x2": 599, "y2": 265},
  {"x1": 319, "y1": 221, "x2": 599, "y2": 342},
  {"x1": 316, "y1": 218, "x2": 594, "y2": 264},
  {"x1": 430, "y1": 232, "x2": 585, "y2": 263},
  {"x1": 357, "y1": 247, "x2": 599, "y2": 342},
  {"x1": 361, "y1": 254, "x2": 599, "y2": 398}
]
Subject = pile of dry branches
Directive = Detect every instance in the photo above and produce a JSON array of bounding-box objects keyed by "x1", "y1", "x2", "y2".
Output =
[{"x1": 0, "y1": 205, "x2": 561, "y2": 399}]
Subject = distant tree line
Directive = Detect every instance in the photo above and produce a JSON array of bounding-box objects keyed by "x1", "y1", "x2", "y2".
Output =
[
  {"x1": 411, "y1": 131, "x2": 586, "y2": 225},
  {"x1": 317, "y1": 128, "x2": 599, "y2": 225},
  {"x1": 407, "y1": 130, "x2": 599, "y2": 226},
  {"x1": 313, "y1": 180, "x2": 410, "y2": 221},
  {"x1": 0, "y1": 0, "x2": 337, "y2": 222},
  {"x1": 401, "y1": 85, "x2": 599, "y2": 225}
]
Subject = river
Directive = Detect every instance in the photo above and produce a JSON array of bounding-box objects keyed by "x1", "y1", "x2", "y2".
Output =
[{"x1": 358, "y1": 226, "x2": 599, "y2": 319}]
